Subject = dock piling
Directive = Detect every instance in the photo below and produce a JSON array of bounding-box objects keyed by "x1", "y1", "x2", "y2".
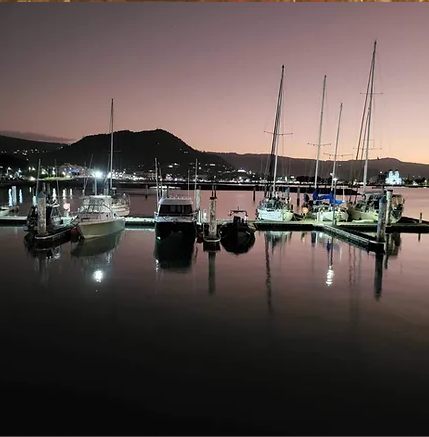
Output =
[
  {"x1": 145, "y1": 184, "x2": 149, "y2": 199},
  {"x1": 203, "y1": 185, "x2": 220, "y2": 251},
  {"x1": 208, "y1": 190, "x2": 217, "y2": 239},
  {"x1": 386, "y1": 189, "x2": 393, "y2": 225},
  {"x1": 376, "y1": 194, "x2": 387, "y2": 243},
  {"x1": 37, "y1": 192, "x2": 47, "y2": 236},
  {"x1": 419, "y1": 212, "x2": 423, "y2": 224},
  {"x1": 297, "y1": 187, "x2": 301, "y2": 207},
  {"x1": 11, "y1": 186, "x2": 17, "y2": 206},
  {"x1": 252, "y1": 185, "x2": 256, "y2": 202}
]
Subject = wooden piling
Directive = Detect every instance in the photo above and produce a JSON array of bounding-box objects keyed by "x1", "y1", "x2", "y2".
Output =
[
  {"x1": 376, "y1": 194, "x2": 387, "y2": 243},
  {"x1": 37, "y1": 192, "x2": 47, "y2": 236}
]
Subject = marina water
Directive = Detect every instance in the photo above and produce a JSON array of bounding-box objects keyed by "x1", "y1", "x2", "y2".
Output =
[{"x1": 1, "y1": 186, "x2": 429, "y2": 433}]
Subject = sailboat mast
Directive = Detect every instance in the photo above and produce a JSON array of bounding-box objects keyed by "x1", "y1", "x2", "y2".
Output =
[
  {"x1": 362, "y1": 40, "x2": 377, "y2": 192},
  {"x1": 314, "y1": 75, "x2": 327, "y2": 190},
  {"x1": 109, "y1": 98, "x2": 114, "y2": 192},
  {"x1": 270, "y1": 65, "x2": 285, "y2": 195},
  {"x1": 331, "y1": 102, "x2": 343, "y2": 192},
  {"x1": 155, "y1": 158, "x2": 159, "y2": 204}
]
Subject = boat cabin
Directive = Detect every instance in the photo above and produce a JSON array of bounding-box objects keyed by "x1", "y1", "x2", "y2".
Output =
[
  {"x1": 77, "y1": 195, "x2": 117, "y2": 220},
  {"x1": 156, "y1": 197, "x2": 194, "y2": 217}
]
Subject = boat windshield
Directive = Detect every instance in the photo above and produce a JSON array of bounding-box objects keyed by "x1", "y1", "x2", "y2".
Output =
[
  {"x1": 159, "y1": 204, "x2": 193, "y2": 216},
  {"x1": 80, "y1": 199, "x2": 108, "y2": 214}
]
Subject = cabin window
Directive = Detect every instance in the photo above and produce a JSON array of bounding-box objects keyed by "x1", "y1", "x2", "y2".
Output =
[{"x1": 159, "y1": 204, "x2": 193, "y2": 215}]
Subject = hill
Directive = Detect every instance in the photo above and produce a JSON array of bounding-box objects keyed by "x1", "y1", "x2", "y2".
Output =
[
  {"x1": 0, "y1": 130, "x2": 232, "y2": 174},
  {"x1": 0, "y1": 134, "x2": 65, "y2": 155},
  {"x1": 215, "y1": 152, "x2": 429, "y2": 180}
]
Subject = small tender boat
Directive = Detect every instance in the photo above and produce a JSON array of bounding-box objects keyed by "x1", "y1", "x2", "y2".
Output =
[{"x1": 219, "y1": 209, "x2": 256, "y2": 254}]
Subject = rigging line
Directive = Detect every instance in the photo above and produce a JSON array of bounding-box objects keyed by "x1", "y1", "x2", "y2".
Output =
[{"x1": 350, "y1": 50, "x2": 372, "y2": 183}]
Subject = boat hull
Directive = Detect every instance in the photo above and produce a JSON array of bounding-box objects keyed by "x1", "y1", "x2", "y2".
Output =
[
  {"x1": 111, "y1": 205, "x2": 130, "y2": 217},
  {"x1": 348, "y1": 207, "x2": 402, "y2": 224},
  {"x1": 77, "y1": 218, "x2": 125, "y2": 239},
  {"x1": 256, "y1": 208, "x2": 294, "y2": 222},
  {"x1": 220, "y1": 225, "x2": 256, "y2": 254},
  {"x1": 155, "y1": 221, "x2": 196, "y2": 241},
  {"x1": 320, "y1": 209, "x2": 349, "y2": 222}
]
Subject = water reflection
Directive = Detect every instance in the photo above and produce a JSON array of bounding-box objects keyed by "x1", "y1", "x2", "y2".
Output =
[
  {"x1": 154, "y1": 235, "x2": 197, "y2": 273},
  {"x1": 264, "y1": 231, "x2": 292, "y2": 314},
  {"x1": 71, "y1": 230, "x2": 124, "y2": 284},
  {"x1": 24, "y1": 240, "x2": 62, "y2": 284}
]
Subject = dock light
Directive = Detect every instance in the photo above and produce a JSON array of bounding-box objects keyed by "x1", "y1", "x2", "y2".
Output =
[
  {"x1": 94, "y1": 171, "x2": 103, "y2": 179},
  {"x1": 93, "y1": 270, "x2": 103, "y2": 282},
  {"x1": 63, "y1": 203, "x2": 70, "y2": 211}
]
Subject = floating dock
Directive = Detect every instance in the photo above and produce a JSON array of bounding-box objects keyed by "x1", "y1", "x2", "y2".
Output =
[
  {"x1": 1, "y1": 214, "x2": 428, "y2": 232},
  {"x1": 2, "y1": 214, "x2": 428, "y2": 254}
]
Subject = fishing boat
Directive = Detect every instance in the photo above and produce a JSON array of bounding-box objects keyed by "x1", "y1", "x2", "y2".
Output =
[
  {"x1": 73, "y1": 195, "x2": 125, "y2": 240},
  {"x1": 24, "y1": 195, "x2": 72, "y2": 233},
  {"x1": 153, "y1": 158, "x2": 197, "y2": 241},
  {"x1": 348, "y1": 41, "x2": 405, "y2": 223},
  {"x1": 219, "y1": 209, "x2": 256, "y2": 254},
  {"x1": 256, "y1": 65, "x2": 294, "y2": 222},
  {"x1": 155, "y1": 196, "x2": 197, "y2": 241}
]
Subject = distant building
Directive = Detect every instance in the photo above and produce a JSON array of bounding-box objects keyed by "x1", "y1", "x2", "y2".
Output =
[{"x1": 385, "y1": 170, "x2": 402, "y2": 185}]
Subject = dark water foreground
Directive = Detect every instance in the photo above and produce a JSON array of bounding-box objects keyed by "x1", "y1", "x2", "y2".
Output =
[{"x1": 1, "y1": 227, "x2": 429, "y2": 434}]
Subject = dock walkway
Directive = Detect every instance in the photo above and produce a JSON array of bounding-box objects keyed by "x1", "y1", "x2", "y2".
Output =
[{"x1": 1, "y1": 214, "x2": 428, "y2": 253}]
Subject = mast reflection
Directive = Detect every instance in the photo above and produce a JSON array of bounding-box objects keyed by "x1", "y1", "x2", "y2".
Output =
[
  {"x1": 264, "y1": 231, "x2": 292, "y2": 315},
  {"x1": 71, "y1": 230, "x2": 124, "y2": 284}
]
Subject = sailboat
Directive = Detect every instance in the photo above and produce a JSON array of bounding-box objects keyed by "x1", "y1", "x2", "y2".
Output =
[
  {"x1": 348, "y1": 41, "x2": 405, "y2": 223},
  {"x1": 256, "y1": 65, "x2": 294, "y2": 222},
  {"x1": 106, "y1": 99, "x2": 131, "y2": 217},
  {"x1": 320, "y1": 103, "x2": 349, "y2": 222}
]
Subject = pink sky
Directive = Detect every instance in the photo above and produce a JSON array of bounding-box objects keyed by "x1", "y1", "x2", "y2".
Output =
[{"x1": 1, "y1": 3, "x2": 429, "y2": 163}]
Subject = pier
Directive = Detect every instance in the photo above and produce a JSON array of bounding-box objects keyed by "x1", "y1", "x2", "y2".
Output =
[{"x1": 2, "y1": 213, "x2": 428, "y2": 253}]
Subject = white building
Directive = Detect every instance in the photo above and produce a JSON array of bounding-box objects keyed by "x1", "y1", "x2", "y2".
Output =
[{"x1": 385, "y1": 170, "x2": 402, "y2": 185}]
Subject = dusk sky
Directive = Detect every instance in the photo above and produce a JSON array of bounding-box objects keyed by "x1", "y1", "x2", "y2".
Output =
[{"x1": 1, "y1": 3, "x2": 429, "y2": 163}]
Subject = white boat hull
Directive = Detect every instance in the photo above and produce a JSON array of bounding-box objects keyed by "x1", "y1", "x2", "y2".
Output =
[
  {"x1": 77, "y1": 218, "x2": 125, "y2": 239},
  {"x1": 112, "y1": 205, "x2": 130, "y2": 217},
  {"x1": 321, "y1": 209, "x2": 349, "y2": 222},
  {"x1": 0, "y1": 207, "x2": 10, "y2": 217},
  {"x1": 348, "y1": 207, "x2": 400, "y2": 224},
  {"x1": 257, "y1": 208, "x2": 294, "y2": 222}
]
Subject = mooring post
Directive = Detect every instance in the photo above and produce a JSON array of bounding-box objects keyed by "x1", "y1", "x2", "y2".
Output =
[
  {"x1": 376, "y1": 194, "x2": 387, "y2": 243},
  {"x1": 297, "y1": 187, "x2": 301, "y2": 206},
  {"x1": 386, "y1": 189, "x2": 393, "y2": 226},
  {"x1": 252, "y1": 185, "x2": 256, "y2": 202},
  {"x1": 11, "y1": 186, "x2": 17, "y2": 206},
  {"x1": 37, "y1": 192, "x2": 47, "y2": 236},
  {"x1": 208, "y1": 190, "x2": 217, "y2": 239},
  {"x1": 195, "y1": 188, "x2": 201, "y2": 223},
  {"x1": 145, "y1": 184, "x2": 149, "y2": 199},
  {"x1": 419, "y1": 212, "x2": 423, "y2": 224}
]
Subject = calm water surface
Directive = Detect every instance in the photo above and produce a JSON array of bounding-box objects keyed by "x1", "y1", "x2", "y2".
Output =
[{"x1": 1, "y1": 188, "x2": 429, "y2": 433}]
